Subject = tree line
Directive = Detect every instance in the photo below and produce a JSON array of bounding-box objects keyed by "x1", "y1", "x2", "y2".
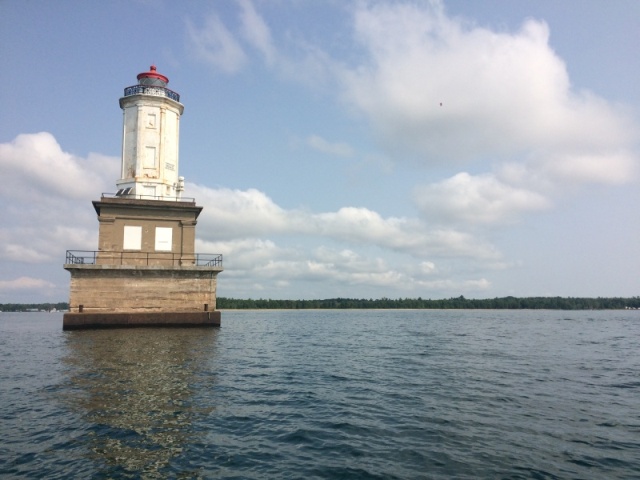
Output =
[
  {"x1": 2, "y1": 297, "x2": 639, "y2": 312},
  {"x1": 217, "y1": 296, "x2": 640, "y2": 310},
  {"x1": 0, "y1": 302, "x2": 68, "y2": 312}
]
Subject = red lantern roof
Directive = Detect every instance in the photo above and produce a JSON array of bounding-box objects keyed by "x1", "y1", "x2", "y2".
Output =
[{"x1": 136, "y1": 65, "x2": 169, "y2": 85}]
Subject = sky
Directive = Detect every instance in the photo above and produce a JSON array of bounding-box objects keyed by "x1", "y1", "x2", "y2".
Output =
[{"x1": 1, "y1": 0, "x2": 639, "y2": 303}]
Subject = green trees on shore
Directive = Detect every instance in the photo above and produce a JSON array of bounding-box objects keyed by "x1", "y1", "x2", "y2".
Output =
[
  {"x1": 217, "y1": 296, "x2": 640, "y2": 310},
  {"x1": 0, "y1": 302, "x2": 68, "y2": 312},
  {"x1": 2, "y1": 297, "x2": 639, "y2": 312}
]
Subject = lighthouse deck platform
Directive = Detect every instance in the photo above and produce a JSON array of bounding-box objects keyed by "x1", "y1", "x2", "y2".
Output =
[{"x1": 63, "y1": 258, "x2": 223, "y2": 330}]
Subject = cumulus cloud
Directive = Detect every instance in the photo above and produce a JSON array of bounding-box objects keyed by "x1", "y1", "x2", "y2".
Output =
[
  {"x1": 414, "y1": 172, "x2": 552, "y2": 225},
  {"x1": 313, "y1": 207, "x2": 500, "y2": 259},
  {"x1": 196, "y1": 236, "x2": 490, "y2": 298},
  {"x1": 412, "y1": 147, "x2": 638, "y2": 227},
  {"x1": 0, "y1": 132, "x2": 116, "y2": 200},
  {"x1": 532, "y1": 150, "x2": 638, "y2": 186},
  {"x1": 0, "y1": 276, "x2": 56, "y2": 291},
  {"x1": 190, "y1": 183, "x2": 500, "y2": 260},
  {"x1": 0, "y1": 129, "x2": 500, "y2": 299},
  {"x1": 185, "y1": 0, "x2": 638, "y2": 178},
  {"x1": 322, "y1": 1, "x2": 638, "y2": 227},
  {"x1": 187, "y1": 180, "x2": 501, "y2": 297},
  {"x1": 339, "y1": 2, "x2": 638, "y2": 169},
  {"x1": 0, "y1": 133, "x2": 112, "y2": 263},
  {"x1": 2, "y1": 243, "x2": 51, "y2": 263},
  {"x1": 189, "y1": 185, "x2": 291, "y2": 238},
  {"x1": 185, "y1": 0, "x2": 638, "y2": 230}
]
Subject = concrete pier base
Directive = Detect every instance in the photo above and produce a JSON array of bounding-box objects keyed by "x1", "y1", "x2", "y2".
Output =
[{"x1": 63, "y1": 311, "x2": 221, "y2": 330}]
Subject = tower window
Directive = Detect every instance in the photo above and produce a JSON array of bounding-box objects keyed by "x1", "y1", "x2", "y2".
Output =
[
  {"x1": 144, "y1": 146, "x2": 157, "y2": 168},
  {"x1": 155, "y1": 227, "x2": 173, "y2": 251},
  {"x1": 123, "y1": 226, "x2": 142, "y2": 250}
]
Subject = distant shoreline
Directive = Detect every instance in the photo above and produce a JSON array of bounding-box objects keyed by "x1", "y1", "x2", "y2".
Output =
[
  {"x1": 2, "y1": 296, "x2": 638, "y2": 312},
  {"x1": 217, "y1": 296, "x2": 640, "y2": 310}
]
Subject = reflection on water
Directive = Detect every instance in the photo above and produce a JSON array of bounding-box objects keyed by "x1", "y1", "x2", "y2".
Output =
[{"x1": 61, "y1": 328, "x2": 219, "y2": 477}]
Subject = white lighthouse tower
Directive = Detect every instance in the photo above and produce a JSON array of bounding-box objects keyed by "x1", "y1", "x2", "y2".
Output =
[{"x1": 117, "y1": 65, "x2": 185, "y2": 200}]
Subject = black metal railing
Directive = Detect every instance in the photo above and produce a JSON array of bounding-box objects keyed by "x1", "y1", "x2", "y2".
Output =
[
  {"x1": 101, "y1": 193, "x2": 196, "y2": 203},
  {"x1": 65, "y1": 250, "x2": 222, "y2": 267},
  {"x1": 66, "y1": 250, "x2": 93, "y2": 264},
  {"x1": 198, "y1": 254, "x2": 223, "y2": 267},
  {"x1": 123, "y1": 85, "x2": 180, "y2": 102}
]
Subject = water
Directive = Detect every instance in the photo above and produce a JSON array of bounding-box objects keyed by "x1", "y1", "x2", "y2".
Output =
[{"x1": 1, "y1": 310, "x2": 639, "y2": 479}]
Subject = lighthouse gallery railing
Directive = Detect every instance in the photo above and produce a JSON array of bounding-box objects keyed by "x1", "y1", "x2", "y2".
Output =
[
  {"x1": 65, "y1": 250, "x2": 222, "y2": 267},
  {"x1": 123, "y1": 85, "x2": 180, "y2": 102}
]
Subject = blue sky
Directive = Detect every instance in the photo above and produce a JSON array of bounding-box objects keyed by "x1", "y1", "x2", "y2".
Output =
[{"x1": 1, "y1": 0, "x2": 639, "y2": 302}]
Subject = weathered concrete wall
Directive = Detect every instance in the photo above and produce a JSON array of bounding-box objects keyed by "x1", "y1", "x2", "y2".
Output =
[
  {"x1": 66, "y1": 266, "x2": 220, "y2": 313},
  {"x1": 93, "y1": 198, "x2": 201, "y2": 266}
]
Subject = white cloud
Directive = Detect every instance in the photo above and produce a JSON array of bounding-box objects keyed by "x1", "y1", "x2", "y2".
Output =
[
  {"x1": 0, "y1": 132, "x2": 116, "y2": 200},
  {"x1": 412, "y1": 148, "x2": 638, "y2": 227},
  {"x1": 306, "y1": 1, "x2": 639, "y2": 228},
  {"x1": 534, "y1": 150, "x2": 638, "y2": 186},
  {"x1": 416, "y1": 277, "x2": 491, "y2": 292},
  {"x1": 0, "y1": 276, "x2": 56, "y2": 291},
  {"x1": 184, "y1": 0, "x2": 284, "y2": 76},
  {"x1": 185, "y1": 0, "x2": 638, "y2": 234},
  {"x1": 197, "y1": 236, "x2": 490, "y2": 298},
  {"x1": 0, "y1": 133, "x2": 111, "y2": 263},
  {"x1": 338, "y1": 2, "x2": 638, "y2": 169},
  {"x1": 190, "y1": 183, "x2": 500, "y2": 260},
  {"x1": 413, "y1": 148, "x2": 636, "y2": 227},
  {"x1": 238, "y1": 0, "x2": 276, "y2": 65},
  {"x1": 189, "y1": 185, "x2": 291, "y2": 238},
  {"x1": 185, "y1": 0, "x2": 337, "y2": 88},
  {"x1": 420, "y1": 261, "x2": 436, "y2": 274},
  {"x1": 414, "y1": 172, "x2": 552, "y2": 225},
  {"x1": 0, "y1": 130, "x2": 505, "y2": 299},
  {"x1": 307, "y1": 135, "x2": 355, "y2": 158},
  {"x1": 313, "y1": 206, "x2": 500, "y2": 259},
  {"x1": 187, "y1": 179, "x2": 502, "y2": 297},
  {"x1": 186, "y1": 14, "x2": 248, "y2": 74},
  {"x1": 2, "y1": 243, "x2": 51, "y2": 263}
]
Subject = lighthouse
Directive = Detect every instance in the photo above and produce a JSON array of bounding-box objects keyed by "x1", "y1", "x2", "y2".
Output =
[{"x1": 63, "y1": 66, "x2": 223, "y2": 330}]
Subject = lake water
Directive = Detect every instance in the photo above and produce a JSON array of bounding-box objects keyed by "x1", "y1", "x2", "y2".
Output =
[{"x1": 1, "y1": 309, "x2": 639, "y2": 479}]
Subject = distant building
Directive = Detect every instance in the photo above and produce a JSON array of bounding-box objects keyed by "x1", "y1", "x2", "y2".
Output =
[{"x1": 63, "y1": 66, "x2": 223, "y2": 330}]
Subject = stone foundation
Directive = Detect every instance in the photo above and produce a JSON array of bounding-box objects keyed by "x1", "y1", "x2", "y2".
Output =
[
  {"x1": 63, "y1": 264, "x2": 222, "y2": 329},
  {"x1": 63, "y1": 311, "x2": 221, "y2": 330},
  {"x1": 64, "y1": 265, "x2": 221, "y2": 313}
]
